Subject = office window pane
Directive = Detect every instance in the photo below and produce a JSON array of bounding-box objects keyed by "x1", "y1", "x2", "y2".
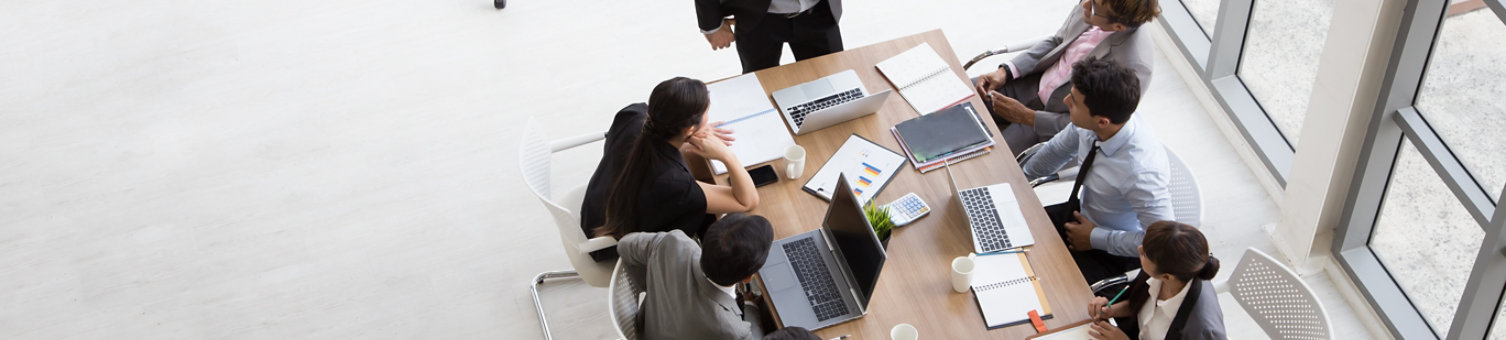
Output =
[
  {"x1": 1414, "y1": 9, "x2": 1506, "y2": 203},
  {"x1": 1370, "y1": 140, "x2": 1484, "y2": 336},
  {"x1": 1238, "y1": 0, "x2": 1334, "y2": 146},
  {"x1": 1492, "y1": 299, "x2": 1506, "y2": 340},
  {"x1": 1181, "y1": 0, "x2": 1219, "y2": 36}
]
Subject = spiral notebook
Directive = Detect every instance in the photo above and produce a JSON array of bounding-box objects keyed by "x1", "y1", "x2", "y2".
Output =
[
  {"x1": 876, "y1": 42, "x2": 977, "y2": 115},
  {"x1": 971, "y1": 252, "x2": 1053, "y2": 329}
]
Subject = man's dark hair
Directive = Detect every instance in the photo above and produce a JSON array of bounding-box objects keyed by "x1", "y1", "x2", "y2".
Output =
[
  {"x1": 701, "y1": 213, "x2": 775, "y2": 286},
  {"x1": 1069, "y1": 56, "x2": 1141, "y2": 124},
  {"x1": 764, "y1": 326, "x2": 820, "y2": 340}
]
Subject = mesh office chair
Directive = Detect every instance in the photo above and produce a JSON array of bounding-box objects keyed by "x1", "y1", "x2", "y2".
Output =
[
  {"x1": 608, "y1": 260, "x2": 644, "y2": 340},
  {"x1": 1216, "y1": 248, "x2": 1333, "y2": 340},
  {"x1": 519, "y1": 117, "x2": 618, "y2": 340}
]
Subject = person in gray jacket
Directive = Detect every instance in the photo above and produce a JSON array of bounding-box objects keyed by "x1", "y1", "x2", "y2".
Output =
[
  {"x1": 974, "y1": 0, "x2": 1160, "y2": 156},
  {"x1": 618, "y1": 213, "x2": 774, "y2": 340},
  {"x1": 1086, "y1": 221, "x2": 1226, "y2": 340}
]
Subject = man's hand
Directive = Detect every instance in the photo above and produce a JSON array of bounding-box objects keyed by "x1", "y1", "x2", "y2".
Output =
[
  {"x1": 704, "y1": 20, "x2": 736, "y2": 50},
  {"x1": 1064, "y1": 211, "x2": 1096, "y2": 252},
  {"x1": 1087, "y1": 320, "x2": 1131, "y2": 340},
  {"x1": 987, "y1": 90, "x2": 1036, "y2": 126},
  {"x1": 975, "y1": 68, "x2": 1009, "y2": 95}
]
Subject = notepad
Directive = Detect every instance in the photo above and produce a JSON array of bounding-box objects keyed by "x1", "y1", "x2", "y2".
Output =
[
  {"x1": 705, "y1": 73, "x2": 796, "y2": 174},
  {"x1": 972, "y1": 252, "x2": 1052, "y2": 329},
  {"x1": 876, "y1": 42, "x2": 977, "y2": 115}
]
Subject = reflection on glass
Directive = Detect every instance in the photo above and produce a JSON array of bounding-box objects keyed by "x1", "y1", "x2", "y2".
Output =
[
  {"x1": 1239, "y1": 0, "x2": 1334, "y2": 147},
  {"x1": 1371, "y1": 140, "x2": 1484, "y2": 337},
  {"x1": 1415, "y1": 10, "x2": 1506, "y2": 202},
  {"x1": 1181, "y1": 0, "x2": 1219, "y2": 37}
]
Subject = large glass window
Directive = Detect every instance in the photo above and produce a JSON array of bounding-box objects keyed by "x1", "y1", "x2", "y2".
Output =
[
  {"x1": 1370, "y1": 140, "x2": 1485, "y2": 336},
  {"x1": 1238, "y1": 0, "x2": 1335, "y2": 146},
  {"x1": 1181, "y1": 0, "x2": 1220, "y2": 36},
  {"x1": 1414, "y1": 9, "x2": 1506, "y2": 203}
]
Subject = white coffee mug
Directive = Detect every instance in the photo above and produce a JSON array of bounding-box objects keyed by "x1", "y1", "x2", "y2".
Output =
[
  {"x1": 783, "y1": 144, "x2": 807, "y2": 179},
  {"x1": 890, "y1": 323, "x2": 918, "y2": 340},
  {"x1": 951, "y1": 253, "x2": 977, "y2": 293}
]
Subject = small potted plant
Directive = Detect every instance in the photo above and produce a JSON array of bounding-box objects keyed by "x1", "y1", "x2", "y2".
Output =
[{"x1": 864, "y1": 202, "x2": 895, "y2": 249}]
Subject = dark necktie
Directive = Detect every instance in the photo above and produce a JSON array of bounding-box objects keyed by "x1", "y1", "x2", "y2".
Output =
[{"x1": 1066, "y1": 142, "x2": 1102, "y2": 213}]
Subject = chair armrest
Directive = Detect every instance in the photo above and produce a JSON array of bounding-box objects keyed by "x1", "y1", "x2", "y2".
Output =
[
  {"x1": 550, "y1": 131, "x2": 607, "y2": 152},
  {"x1": 962, "y1": 36, "x2": 1050, "y2": 70},
  {"x1": 579, "y1": 236, "x2": 618, "y2": 253}
]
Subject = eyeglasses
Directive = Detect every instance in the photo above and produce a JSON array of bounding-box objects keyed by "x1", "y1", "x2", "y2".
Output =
[{"x1": 1086, "y1": 0, "x2": 1118, "y2": 22}]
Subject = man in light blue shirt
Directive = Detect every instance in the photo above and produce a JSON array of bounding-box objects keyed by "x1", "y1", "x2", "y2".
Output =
[{"x1": 1021, "y1": 56, "x2": 1174, "y2": 286}]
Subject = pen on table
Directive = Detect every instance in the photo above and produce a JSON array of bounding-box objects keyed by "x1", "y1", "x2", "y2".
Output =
[
  {"x1": 1098, "y1": 285, "x2": 1131, "y2": 320},
  {"x1": 978, "y1": 248, "x2": 1029, "y2": 256},
  {"x1": 827, "y1": 334, "x2": 850, "y2": 340}
]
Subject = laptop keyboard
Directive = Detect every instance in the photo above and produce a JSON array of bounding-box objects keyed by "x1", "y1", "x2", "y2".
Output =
[
  {"x1": 960, "y1": 187, "x2": 1014, "y2": 253},
  {"x1": 786, "y1": 88, "x2": 863, "y2": 128},
  {"x1": 783, "y1": 238, "x2": 850, "y2": 321}
]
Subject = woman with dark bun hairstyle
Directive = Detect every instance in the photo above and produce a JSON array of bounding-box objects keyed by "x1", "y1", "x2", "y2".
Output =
[{"x1": 1085, "y1": 221, "x2": 1227, "y2": 340}]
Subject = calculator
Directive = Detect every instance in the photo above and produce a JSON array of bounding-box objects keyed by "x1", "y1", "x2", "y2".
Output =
[{"x1": 883, "y1": 193, "x2": 931, "y2": 227}]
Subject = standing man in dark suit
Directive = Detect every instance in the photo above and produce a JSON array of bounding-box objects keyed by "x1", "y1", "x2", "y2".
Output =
[
  {"x1": 696, "y1": 0, "x2": 845, "y2": 74},
  {"x1": 975, "y1": 0, "x2": 1160, "y2": 156}
]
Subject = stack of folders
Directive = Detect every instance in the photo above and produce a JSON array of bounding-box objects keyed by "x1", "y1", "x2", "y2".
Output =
[{"x1": 891, "y1": 102, "x2": 995, "y2": 173}]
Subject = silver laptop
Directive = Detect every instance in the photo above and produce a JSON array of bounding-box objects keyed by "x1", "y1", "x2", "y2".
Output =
[
  {"x1": 758, "y1": 174, "x2": 887, "y2": 330},
  {"x1": 942, "y1": 162, "x2": 1036, "y2": 254},
  {"x1": 771, "y1": 70, "x2": 894, "y2": 135}
]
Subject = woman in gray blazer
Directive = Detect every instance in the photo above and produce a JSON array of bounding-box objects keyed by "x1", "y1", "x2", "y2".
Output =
[{"x1": 1086, "y1": 221, "x2": 1227, "y2": 340}]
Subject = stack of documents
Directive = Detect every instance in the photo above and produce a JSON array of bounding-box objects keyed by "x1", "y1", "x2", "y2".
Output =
[
  {"x1": 876, "y1": 42, "x2": 977, "y2": 115},
  {"x1": 705, "y1": 73, "x2": 796, "y2": 174},
  {"x1": 891, "y1": 102, "x2": 995, "y2": 173}
]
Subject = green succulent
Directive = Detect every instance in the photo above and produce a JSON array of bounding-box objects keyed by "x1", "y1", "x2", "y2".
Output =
[{"x1": 864, "y1": 201, "x2": 895, "y2": 240}]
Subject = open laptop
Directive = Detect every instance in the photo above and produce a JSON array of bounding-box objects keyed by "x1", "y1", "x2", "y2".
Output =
[
  {"x1": 771, "y1": 70, "x2": 894, "y2": 135},
  {"x1": 758, "y1": 174, "x2": 887, "y2": 330},
  {"x1": 942, "y1": 161, "x2": 1036, "y2": 254}
]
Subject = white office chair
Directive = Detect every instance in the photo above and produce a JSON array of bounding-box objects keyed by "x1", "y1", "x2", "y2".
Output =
[
  {"x1": 608, "y1": 260, "x2": 644, "y2": 340},
  {"x1": 962, "y1": 37, "x2": 1051, "y2": 70},
  {"x1": 1216, "y1": 248, "x2": 1333, "y2": 340},
  {"x1": 519, "y1": 117, "x2": 618, "y2": 340}
]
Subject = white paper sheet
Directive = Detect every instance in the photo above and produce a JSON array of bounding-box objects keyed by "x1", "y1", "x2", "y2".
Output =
[
  {"x1": 704, "y1": 73, "x2": 796, "y2": 174},
  {"x1": 802, "y1": 134, "x2": 907, "y2": 205}
]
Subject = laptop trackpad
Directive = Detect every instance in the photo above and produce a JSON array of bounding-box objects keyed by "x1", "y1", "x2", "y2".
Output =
[
  {"x1": 803, "y1": 81, "x2": 834, "y2": 99},
  {"x1": 762, "y1": 263, "x2": 799, "y2": 291}
]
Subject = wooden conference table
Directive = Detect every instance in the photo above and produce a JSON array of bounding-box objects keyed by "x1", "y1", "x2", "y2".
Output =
[{"x1": 712, "y1": 29, "x2": 1093, "y2": 338}]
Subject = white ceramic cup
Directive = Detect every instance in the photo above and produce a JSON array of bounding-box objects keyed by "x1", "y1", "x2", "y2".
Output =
[
  {"x1": 783, "y1": 144, "x2": 807, "y2": 179},
  {"x1": 951, "y1": 253, "x2": 977, "y2": 293},
  {"x1": 890, "y1": 323, "x2": 918, "y2": 340}
]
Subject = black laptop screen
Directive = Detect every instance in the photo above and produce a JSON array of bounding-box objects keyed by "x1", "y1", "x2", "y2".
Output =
[{"x1": 825, "y1": 174, "x2": 887, "y2": 307}]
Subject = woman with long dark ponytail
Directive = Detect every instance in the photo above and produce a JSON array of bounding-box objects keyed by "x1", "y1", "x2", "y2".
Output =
[
  {"x1": 579, "y1": 77, "x2": 760, "y2": 249},
  {"x1": 1086, "y1": 221, "x2": 1227, "y2": 340}
]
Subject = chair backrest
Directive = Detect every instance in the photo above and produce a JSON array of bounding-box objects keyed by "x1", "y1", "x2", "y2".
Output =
[
  {"x1": 1164, "y1": 146, "x2": 1203, "y2": 227},
  {"x1": 609, "y1": 260, "x2": 643, "y2": 340},
  {"x1": 519, "y1": 117, "x2": 614, "y2": 287},
  {"x1": 1225, "y1": 248, "x2": 1332, "y2": 340}
]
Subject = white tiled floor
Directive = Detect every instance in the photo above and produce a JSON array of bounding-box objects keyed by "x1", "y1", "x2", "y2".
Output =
[{"x1": 0, "y1": 0, "x2": 1387, "y2": 338}]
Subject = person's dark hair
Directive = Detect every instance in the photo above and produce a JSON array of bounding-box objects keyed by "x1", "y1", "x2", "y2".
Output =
[
  {"x1": 1101, "y1": 0, "x2": 1161, "y2": 27},
  {"x1": 595, "y1": 77, "x2": 710, "y2": 239},
  {"x1": 701, "y1": 213, "x2": 774, "y2": 286},
  {"x1": 1142, "y1": 221, "x2": 1220, "y2": 282},
  {"x1": 1069, "y1": 56, "x2": 1141, "y2": 125},
  {"x1": 763, "y1": 326, "x2": 820, "y2": 340}
]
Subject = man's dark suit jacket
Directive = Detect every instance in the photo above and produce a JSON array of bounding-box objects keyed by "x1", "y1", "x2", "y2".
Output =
[{"x1": 694, "y1": 0, "x2": 843, "y2": 33}]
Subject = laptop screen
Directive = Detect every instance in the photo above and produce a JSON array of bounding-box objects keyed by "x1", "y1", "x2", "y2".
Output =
[{"x1": 824, "y1": 174, "x2": 887, "y2": 308}]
